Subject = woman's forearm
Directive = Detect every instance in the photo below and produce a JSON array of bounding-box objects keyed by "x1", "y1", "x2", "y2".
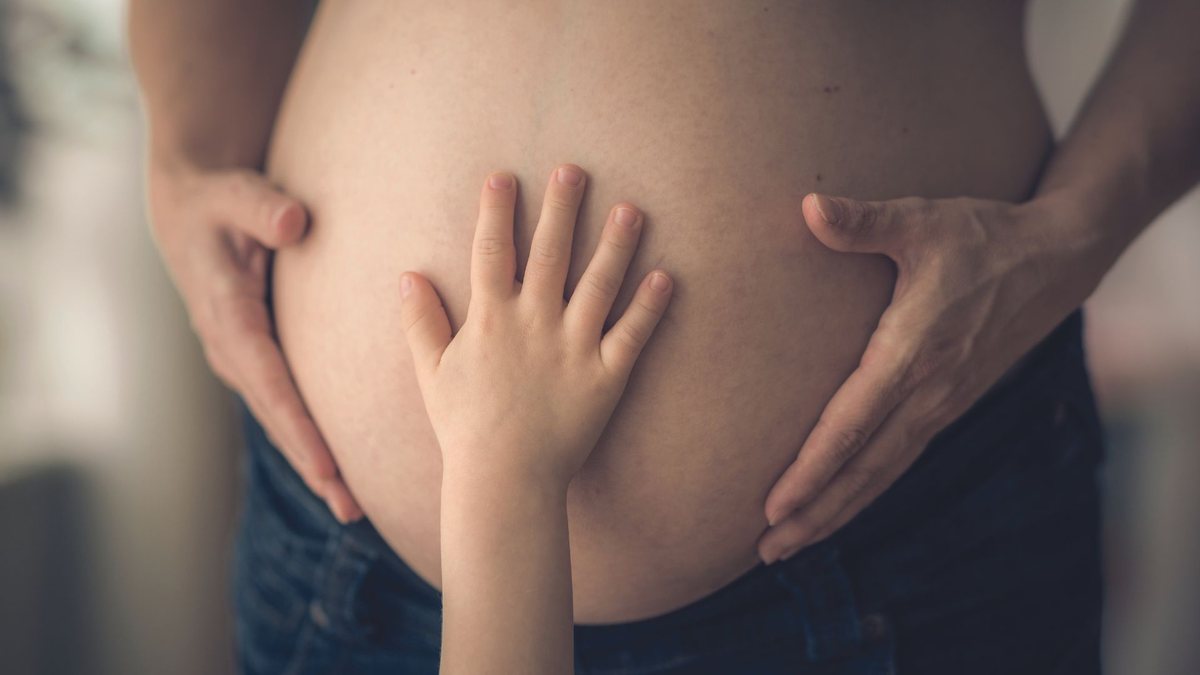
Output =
[
  {"x1": 440, "y1": 465, "x2": 575, "y2": 675},
  {"x1": 127, "y1": 0, "x2": 315, "y2": 168},
  {"x1": 1033, "y1": 0, "x2": 1200, "y2": 261}
]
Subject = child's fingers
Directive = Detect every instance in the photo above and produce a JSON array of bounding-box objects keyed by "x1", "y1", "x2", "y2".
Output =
[
  {"x1": 600, "y1": 270, "x2": 673, "y2": 375},
  {"x1": 565, "y1": 204, "x2": 643, "y2": 339},
  {"x1": 399, "y1": 271, "x2": 452, "y2": 379},
  {"x1": 470, "y1": 172, "x2": 519, "y2": 304},
  {"x1": 521, "y1": 164, "x2": 586, "y2": 305}
]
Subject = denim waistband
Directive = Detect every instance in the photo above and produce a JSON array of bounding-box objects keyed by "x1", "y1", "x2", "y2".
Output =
[
  {"x1": 238, "y1": 397, "x2": 444, "y2": 606},
  {"x1": 568, "y1": 306, "x2": 1092, "y2": 640},
  {"x1": 239, "y1": 305, "x2": 1091, "y2": 627}
]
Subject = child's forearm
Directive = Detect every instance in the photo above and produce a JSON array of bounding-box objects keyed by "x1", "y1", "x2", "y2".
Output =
[
  {"x1": 440, "y1": 465, "x2": 575, "y2": 675},
  {"x1": 402, "y1": 167, "x2": 670, "y2": 671}
]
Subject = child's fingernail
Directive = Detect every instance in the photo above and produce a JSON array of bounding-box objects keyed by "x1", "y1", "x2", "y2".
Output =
[
  {"x1": 488, "y1": 172, "x2": 513, "y2": 190},
  {"x1": 650, "y1": 272, "x2": 671, "y2": 292},
  {"x1": 615, "y1": 207, "x2": 639, "y2": 228},
  {"x1": 400, "y1": 274, "x2": 413, "y2": 298},
  {"x1": 556, "y1": 165, "x2": 583, "y2": 186}
]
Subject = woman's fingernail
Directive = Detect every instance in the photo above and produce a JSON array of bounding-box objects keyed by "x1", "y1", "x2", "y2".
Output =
[
  {"x1": 778, "y1": 544, "x2": 802, "y2": 562},
  {"x1": 272, "y1": 203, "x2": 301, "y2": 236},
  {"x1": 615, "y1": 207, "x2": 639, "y2": 228},
  {"x1": 557, "y1": 165, "x2": 583, "y2": 186},
  {"x1": 813, "y1": 194, "x2": 842, "y2": 225},
  {"x1": 650, "y1": 272, "x2": 671, "y2": 292},
  {"x1": 766, "y1": 508, "x2": 786, "y2": 527},
  {"x1": 762, "y1": 546, "x2": 788, "y2": 565},
  {"x1": 326, "y1": 492, "x2": 349, "y2": 524},
  {"x1": 400, "y1": 274, "x2": 413, "y2": 298},
  {"x1": 332, "y1": 506, "x2": 349, "y2": 525},
  {"x1": 488, "y1": 172, "x2": 513, "y2": 190}
]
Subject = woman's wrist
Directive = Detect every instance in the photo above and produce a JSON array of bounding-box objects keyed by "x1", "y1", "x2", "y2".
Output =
[
  {"x1": 1029, "y1": 130, "x2": 1162, "y2": 279},
  {"x1": 145, "y1": 125, "x2": 269, "y2": 174},
  {"x1": 441, "y1": 450, "x2": 573, "y2": 504},
  {"x1": 1017, "y1": 187, "x2": 1134, "y2": 299}
]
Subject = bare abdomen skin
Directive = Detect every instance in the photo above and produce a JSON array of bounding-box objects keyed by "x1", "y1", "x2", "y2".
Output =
[{"x1": 268, "y1": 0, "x2": 1050, "y2": 622}]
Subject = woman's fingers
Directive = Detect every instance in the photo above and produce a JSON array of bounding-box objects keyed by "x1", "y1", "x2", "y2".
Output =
[
  {"x1": 216, "y1": 294, "x2": 363, "y2": 523},
  {"x1": 470, "y1": 172, "x2": 519, "y2": 304},
  {"x1": 762, "y1": 306, "x2": 919, "y2": 525},
  {"x1": 521, "y1": 164, "x2": 587, "y2": 304},
  {"x1": 565, "y1": 204, "x2": 643, "y2": 338},
  {"x1": 600, "y1": 270, "x2": 672, "y2": 375},
  {"x1": 205, "y1": 169, "x2": 309, "y2": 248},
  {"x1": 213, "y1": 293, "x2": 336, "y2": 478},
  {"x1": 758, "y1": 394, "x2": 935, "y2": 564}
]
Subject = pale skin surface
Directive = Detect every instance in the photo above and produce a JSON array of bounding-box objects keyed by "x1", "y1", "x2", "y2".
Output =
[
  {"x1": 128, "y1": 0, "x2": 1200, "y2": 628},
  {"x1": 266, "y1": 0, "x2": 1051, "y2": 622}
]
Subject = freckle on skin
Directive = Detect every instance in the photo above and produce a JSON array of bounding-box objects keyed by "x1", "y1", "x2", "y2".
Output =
[
  {"x1": 901, "y1": 126, "x2": 909, "y2": 134},
  {"x1": 816, "y1": 172, "x2": 822, "y2": 182},
  {"x1": 410, "y1": 68, "x2": 416, "y2": 75}
]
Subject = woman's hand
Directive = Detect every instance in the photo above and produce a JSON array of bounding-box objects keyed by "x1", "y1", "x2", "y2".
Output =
[
  {"x1": 398, "y1": 165, "x2": 674, "y2": 489},
  {"x1": 146, "y1": 158, "x2": 362, "y2": 523},
  {"x1": 758, "y1": 192, "x2": 1111, "y2": 563}
]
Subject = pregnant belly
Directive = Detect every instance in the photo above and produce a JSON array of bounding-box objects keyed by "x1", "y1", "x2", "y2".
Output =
[{"x1": 267, "y1": 0, "x2": 1050, "y2": 623}]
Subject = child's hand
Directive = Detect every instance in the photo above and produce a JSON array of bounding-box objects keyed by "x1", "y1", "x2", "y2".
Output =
[{"x1": 398, "y1": 165, "x2": 673, "y2": 489}]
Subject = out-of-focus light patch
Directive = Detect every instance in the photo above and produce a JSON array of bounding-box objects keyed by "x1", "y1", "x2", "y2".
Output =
[
  {"x1": 1086, "y1": 189, "x2": 1200, "y2": 402},
  {"x1": 1027, "y1": 0, "x2": 1131, "y2": 134},
  {"x1": 0, "y1": 176, "x2": 48, "y2": 467},
  {"x1": 6, "y1": 0, "x2": 137, "y2": 145},
  {"x1": 28, "y1": 125, "x2": 144, "y2": 451},
  {"x1": 0, "y1": 0, "x2": 148, "y2": 465},
  {"x1": 8, "y1": 0, "x2": 126, "y2": 58},
  {"x1": 36, "y1": 239, "x2": 126, "y2": 446}
]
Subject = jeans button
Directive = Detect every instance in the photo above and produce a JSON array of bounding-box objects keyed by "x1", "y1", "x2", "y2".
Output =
[
  {"x1": 859, "y1": 612, "x2": 888, "y2": 641},
  {"x1": 1053, "y1": 400, "x2": 1068, "y2": 427},
  {"x1": 309, "y1": 600, "x2": 331, "y2": 629}
]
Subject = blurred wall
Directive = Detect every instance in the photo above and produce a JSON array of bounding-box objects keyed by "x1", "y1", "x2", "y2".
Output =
[
  {"x1": 0, "y1": 1, "x2": 241, "y2": 674},
  {"x1": 0, "y1": 1, "x2": 1195, "y2": 674},
  {"x1": 1028, "y1": 2, "x2": 1200, "y2": 674}
]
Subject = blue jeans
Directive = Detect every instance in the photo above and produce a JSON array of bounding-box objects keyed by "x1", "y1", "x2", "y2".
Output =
[{"x1": 232, "y1": 308, "x2": 1105, "y2": 674}]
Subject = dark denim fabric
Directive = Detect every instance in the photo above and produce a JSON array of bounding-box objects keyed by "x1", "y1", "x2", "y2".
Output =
[{"x1": 232, "y1": 307, "x2": 1104, "y2": 674}]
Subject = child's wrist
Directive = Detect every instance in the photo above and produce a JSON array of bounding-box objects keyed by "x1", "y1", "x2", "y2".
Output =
[
  {"x1": 442, "y1": 450, "x2": 573, "y2": 499},
  {"x1": 441, "y1": 460, "x2": 571, "y2": 541}
]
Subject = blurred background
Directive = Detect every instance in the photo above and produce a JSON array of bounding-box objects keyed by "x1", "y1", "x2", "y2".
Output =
[{"x1": 0, "y1": 0, "x2": 1196, "y2": 673}]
